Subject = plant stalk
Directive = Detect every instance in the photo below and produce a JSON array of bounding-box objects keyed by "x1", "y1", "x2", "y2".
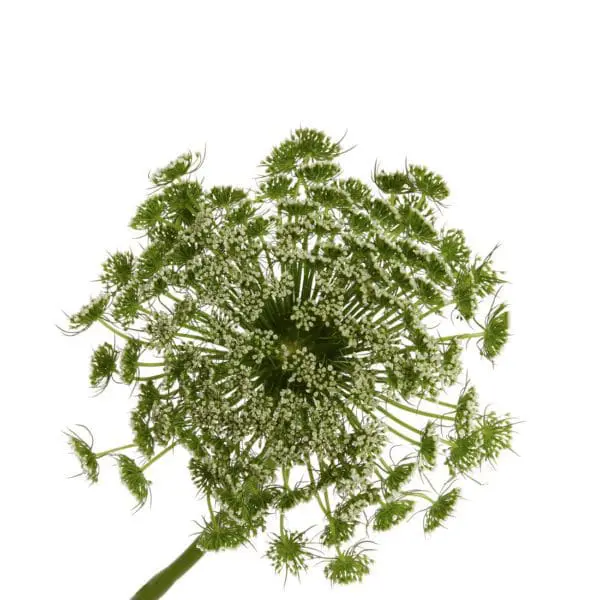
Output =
[{"x1": 131, "y1": 536, "x2": 205, "y2": 600}]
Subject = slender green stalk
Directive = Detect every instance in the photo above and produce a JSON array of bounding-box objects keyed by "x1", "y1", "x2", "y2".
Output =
[
  {"x1": 175, "y1": 332, "x2": 211, "y2": 342},
  {"x1": 404, "y1": 491, "x2": 435, "y2": 503},
  {"x1": 374, "y1": 405, "x2": 422, "y2": 435},
  {"x1": 375, "y1": 392, "x2": 454, "y2": 422},
  {"x1": 385, "y1": 424, "x2": 420, "y2": 445},
  {"x1": 206, "y1": 493, "x2": 216, "y2": 522},
  {"x1": 95, "y1": 443, "x2": 136, "y2": 459},
  {"x1": 135, "y1": 374, "x2": 165, "y2": 382},
  {"x1": 99, "y1": 318, "x2": 134, "y2": 342},
  {"x1": 163, "y1": 292, "x2": 183, "y2": 304},
  {"x1": 305, "y1": 456, "x2": 329, "y2": 515},
  {"x1": 142, "y1": 442, "x2": 177, "y2": 471},
  {"x1": 438, "y1": 331, "x2": 484, "y2": 342}
]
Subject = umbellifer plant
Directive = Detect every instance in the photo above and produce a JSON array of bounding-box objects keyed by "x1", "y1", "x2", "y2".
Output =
[{"x1": 62, "y1": 128, "x2": 515, "y2": 599}]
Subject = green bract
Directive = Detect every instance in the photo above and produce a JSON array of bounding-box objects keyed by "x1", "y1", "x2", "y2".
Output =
[{"x1": 63, "y1": 128, "x2": 515, "y2": 597}]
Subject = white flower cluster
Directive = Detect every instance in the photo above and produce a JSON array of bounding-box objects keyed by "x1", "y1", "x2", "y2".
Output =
[
  {"x1": 146, "y1": 311, "x2": 179, "y2": 349},
  {"x1": 67, "y1": 131, "x2": 513, "y2": 590}
]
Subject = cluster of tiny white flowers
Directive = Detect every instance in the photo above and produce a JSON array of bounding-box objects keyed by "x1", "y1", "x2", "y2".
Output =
[
  {"x1": 146, "y1": 311, "x2": 179, "y2": 349},
  {"x1": 66, "y1": 132, "x2": 514, "y2": 587},
  {"x1": 335, "y1": 486, "x2": 379, "y2": 521},
  {"x1": 281, "y1": 347, "x2": 338, "y2": 395}
]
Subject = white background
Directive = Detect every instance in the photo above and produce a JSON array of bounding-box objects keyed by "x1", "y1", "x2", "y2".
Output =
[{"x1": 1, "y1": 1, "x2": 598, "y2": 598}]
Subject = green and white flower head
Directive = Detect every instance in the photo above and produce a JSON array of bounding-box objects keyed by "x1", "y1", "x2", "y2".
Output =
[{"x1": 63, "y1": 128, "x2": 516, "y2": 595}]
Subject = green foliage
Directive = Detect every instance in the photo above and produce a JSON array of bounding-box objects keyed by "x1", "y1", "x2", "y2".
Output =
[
  {"x1": 207, "y1": 185, "x2": 247, "y2": 207},
  {"x1": 258, "y1": 174, "x2": 295, "y2": 199},
  {"x1": 480, "y1": 302, "x2": 510, "y2": 360},
  {"x1": 372, "y1": 166, "x2": 414, "y2": 195},
  {"x1": 455, "y1": 384, "x2": 478, "y2": 436},
  {"x1": 65, "y1": 426, "x2": 99, "y2": 483},
  {"x1": 410, "y1": 165, "x2": 450, "y2": 200},
  {"x1": 130, "y1": 195, "x2": 165, "y2": 232},
  {"x1": 149, "y1": 150, "x2": 203, "y2": 187},
  {"x1": 89, "y1": 343, "x2": 118, "y2": 391},
  {"x1": 373, "y1": 163, "x2": 449, "y2": 201},
  {"x1": 453, "y1": 270, "x2": 477, "y2": 320},
  {"x1": 130, "y1": 408, "x2": 154, "y2": 459},
  {"x1": 297, "y1": 161, "x2": 341, "y2": 183},
  {"x1": 63, "y1": 127, "x2": 515, "y2": 590},
  {"x1": 384, "y1": 462, "x2": 415, "y2": 494},
  {"x1": 115, "y1": 454, "x2": 151, "y2": 511},
  {"x1": 418, "y1": 422, "x2": 438, "y2": 470},
  {"x1": 119, "y1": 338, "x2": 141, "y2": 384},
  {"x1": 68, "y1": 294, "x2": 109, "y2": 331},
  {"x1": 373, "y1": 500, "x2": 414, "y2": 531},
  {"x1": 266, "y1": 528, "x2": 315, "y2": 581},
  {"x1": 138, "y1": 380, "x2": 161, "y2": 414},
  {"x1": 323, "y1": 543, "x2": 374, "y2": 585},
  {"x1": 111, "y1": 285, "x2": 143, "y2": 327},
  {"x1": 478, "y1": 410, "x2": 514, "y2": 463},
  {"x1": 472, "y1": 249, "x2": 503, "y2": 297},
  {"x1": 196, "y1": 512, "x2": 253, "y2": 552},
  {"x1": 440, "y1": 229, "x2": 471, "y2": 269},
  {"x1": 446, "y1": 403, "x2": 515, "y2": 475},
  {"x1": 137, "y1": 242, "x2": 167, "y2": 279},
  {"x1": 261, "y1": 128, "x2": 343, "y2": 175},
  {"x1": 276, "y1": 484, "x2": 313, "y2": 510},
  {"x1": 445, "y1": 431, "x2": 482, "y2": 476},
  {"x1": 100, "y1": 250, "x2": 135, "y2": 291},
  {"x1": 424, "y1": 488, "x2": 461, "y2": 533},
  {"x1": 320, "y1": 516, "x2": 358, "y2": 547}
]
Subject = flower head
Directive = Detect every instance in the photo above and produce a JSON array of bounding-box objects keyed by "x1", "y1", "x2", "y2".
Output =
[
  {"x1": 266, "y1": 528, "x2": 316, "y2": 582},
  {"x1": 323, "y1": 543, "x2": 374, "y2": 585},
  {"x1": 64, "y1": 128, "x2": 515, "y2": 586}
]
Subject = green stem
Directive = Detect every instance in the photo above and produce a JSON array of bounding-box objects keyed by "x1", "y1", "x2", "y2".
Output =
[
  {"x1": 164, "y1": 292, "x2": 183, "y2": 304},
  {"x1": 374, "y1": 464, "x2": 388, "y2": 481},
  {"x1": 375, "y1": 405, "x2": 422, "y2": 435},
  {"x1": 384, "y1": 423, "x2": 420, "y2": 445},
  {"x1": 305, "y1": 457, "x2": 329, "y2": 515},
  {"x1": 262, "y1": 241, "x2": 275, "y2": 278},
  {"x1": 376, "y1": 392, "x2": 454, "y2": 422},
  {"x1": 321, "y1": 481, "x2": 333, "y2": 515},
  {"x1": 135, "y1": 374, "x2": 164, "y2": 382},
  {"x1": 306, "y1": 456, "x2": 340, "y2": 551},
  {"x1": 99, "y1": 319, "x2": 134, "y2": 342},
  {"x1": 176, "y1": 332, "x2": 211, "y2": 342},
  {"x1": 317, "y1": 455, "x2": 334, "y2": 512},
  {"x1": 142, "y1": 442, "x2": 177, "y2": 472},
  {"x1": 438, "y1": 331, "x2": 484, "y2": 342},
  {"x1": 418, "y1": 301, "x2": 453, "y2": 320},
  {"x1": 130, "y1": 535, "x2": 206, "y2": 600},
  {"x1": 377, "y1": 457, "x2": 392, "y2": 472},
  {"x1": 206, "y1": 493, "x2": 216, "y2": 522},
  {"x1": 430, "y1": 398, "x2": 457, "y2": 409},
  {"x1": 385, "y1": 329, "x2": 484, "y2": 351},
  {"x1": 95, "y1": 443, "x2": 136, "y2": 459},
  {"x1": 405, "y1": 491, "x2": 435, "y2": 503},
  {"x1": 281, "y1": 465, "x2": 291, "y2": 490},
  {"x1": 162, "y1": 292, "x2": 213, "y2": 325}
]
